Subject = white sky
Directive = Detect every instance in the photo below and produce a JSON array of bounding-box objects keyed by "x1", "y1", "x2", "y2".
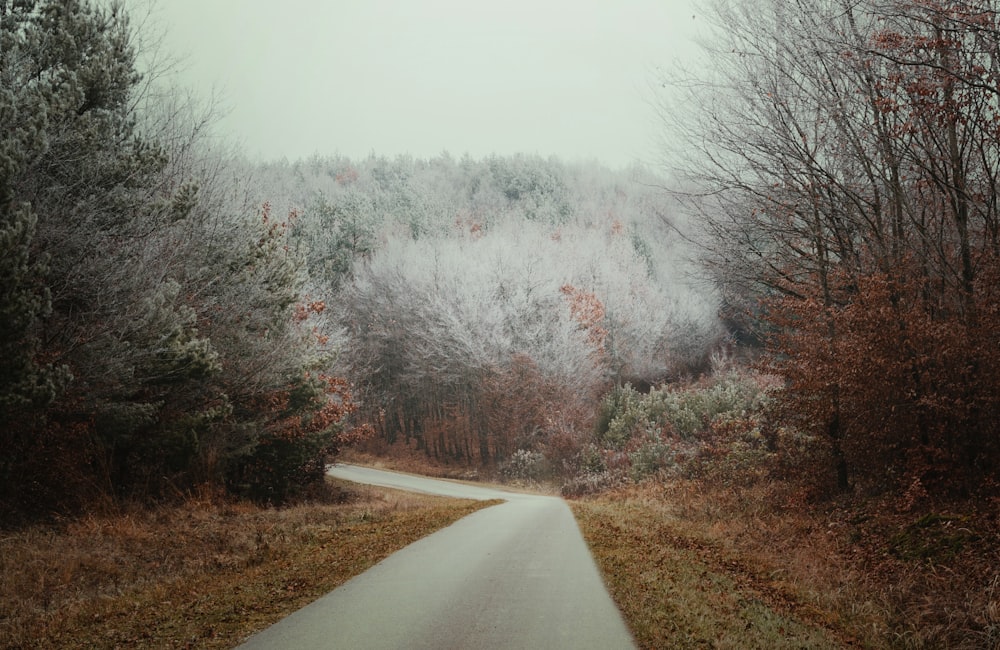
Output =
[{"x1": 146, "y1": 0, "x2": 701, "y2": 168}]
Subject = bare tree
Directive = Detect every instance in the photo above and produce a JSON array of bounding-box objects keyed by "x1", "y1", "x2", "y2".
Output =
[{"x1": 662, "y1": 0, "x2": 1000, "y2": 493}]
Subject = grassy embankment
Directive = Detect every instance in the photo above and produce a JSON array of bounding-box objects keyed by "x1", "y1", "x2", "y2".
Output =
[
  {"x1": 572, "y1": 481, "x2": 1000, "y2": 649},
  {"x1": 1, "y1": 479, "x2": 498, "y2": 649}
]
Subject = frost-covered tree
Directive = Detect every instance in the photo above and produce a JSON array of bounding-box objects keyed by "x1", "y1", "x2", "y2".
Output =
[
  {"x1": 293, "y1": 191, "x2": 377, "y2": 289},
  {"x1": 239, "y1": 151, "x2": 720, "y2": 469},
  {"x1": 0, "y1": 0, "x2": 174, "y2": 510},
  {"x1": 0, "y1": 0, "x2": 354, "y2": 516},
  {"x1": 339, "y1": 216, "x2": 719, "y2": 464}
]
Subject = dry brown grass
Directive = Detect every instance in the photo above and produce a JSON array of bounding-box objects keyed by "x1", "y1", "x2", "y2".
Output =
[
  {"x1": 572, "y1": 484, "x2": 847, "y2": 649},
  {"x1": 571, "y1": 479, "x2": 1000, "y2": 649},
  {"x1": 0, "y1": 479, "x2": 497, "y2": 649}
]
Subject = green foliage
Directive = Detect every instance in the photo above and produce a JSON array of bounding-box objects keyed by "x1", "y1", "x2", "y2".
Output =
[
  {"x1": 652, "y1": 372, "x2": 769, "y2": 440},
  {"x1": 596, "y1": 383, "x2": 643, "y2": 449},
  {"x1": 586, "y1": 372, "x2": 776, "y2": 486},
  {"x1": 577, "y1": 443, "x2": 608, "y2": 475},
  {"x1": 629, "y1": 229, "x2": 656, "y2": 278},
  {"x1": 226, "y1": 375, "x2": 356, "y2": 504},
  {"x1": 0, "y1": 3, "x2": 74, "y2": 417},
  {"x1": 0, "y1": 206, "x2": 66, "y2": 412},
  {"x1": 229, "y1": 427, "x2": 333, "y2": 504},
  {"x1": 139, "y1": 279, "x2": 221, "y2": 384},
  {"x1": 295, "y1": 193, "x2": 376, "y2": 288},
  {"x1": 628, "y1": 429, "x2": 675, "y2": 482},
  {"x1": 0, "y1": 1, "x2": 348, "y2": 518},
  {"x1": 598, "y1": 373, "x2": 769, "y2": 449}
]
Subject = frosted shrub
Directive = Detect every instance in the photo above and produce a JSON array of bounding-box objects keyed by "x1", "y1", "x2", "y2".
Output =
[
  {"x1": 580, "y1": 370, "x2": 778, "y2": 489},
  {"x1": 651, "y1": 391, "x2": 702, "y2": 440},
  {"x1": 596, "y1": 384, "x2": 646, "y2": 449},
  {"x1": 576, "y1": 443, "x2": 608, "y2": 475},
  {"x1": 596, "y1": 372, "x2": 769, "y2": 450},
  {"x1": 649, "y1": 371, "x2": 771, "y2": 440},
  {"x1": 560, "y1": 470, "x2": 625, "y2": 497},
  {"x1": 559, "y1": 442, "x2": 630, "y2": 496},
  {"x1": 628, "y1": 427, "x2": 675, "y2": 481},
  {"x1": 499, "y1": 449, "x2": 549, "y2": 482}
]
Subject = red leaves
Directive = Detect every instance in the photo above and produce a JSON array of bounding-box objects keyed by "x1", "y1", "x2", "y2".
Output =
[
  {"x1": 293, "y1": 300, "x2": 326, "y2": 323},
  {"x1": 867, "y1": 1, "x2": 998, "y2": 134},
  {"x1": 560, "y1": 284, "x2": 609, "y2": 351},
  {"x1": 335, "y1": 167, "x2": 359, "y2": 185},
  {"x1": 261, "y1": 374, "x2": 372, "y2": 446},
  {"x1": 453, "y1": 214, "x2": 484, "y2": 239},
  {"x1": 764, "y1": 256, "x2": 1000, "y2": 496}
]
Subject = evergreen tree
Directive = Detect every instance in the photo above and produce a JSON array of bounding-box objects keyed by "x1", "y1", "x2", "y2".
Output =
[{"x1": 2, "y1": 1, "x2": 325, "y2": 513}]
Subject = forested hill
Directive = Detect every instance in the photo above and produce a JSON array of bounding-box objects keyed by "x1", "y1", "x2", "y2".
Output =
[
  {"x1": 0, "y1": 0, "x2": 717, "y2": 522},
  {"x1": 242, "y1": 154, "x2": 723, "y2": 463}
]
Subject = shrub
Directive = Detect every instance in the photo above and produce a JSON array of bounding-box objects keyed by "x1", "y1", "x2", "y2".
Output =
[
  {"x1": 650, "y1": 372, "x2": 771, "y2": 440},
  {"x1": 628, "y1": 427, "x2": 675, "y2": 482},
  {"x1": 598, "y1": 372, "x2": 771, "y2": 447},
  {"x1": 229, "y1": 428, "x2": 332, "y2": 504},
  {"x1": 227, "y1": 375, "x2": 371, "y2": 504},
  {"x1": 596, "y1": 383, "x2": 646, "y2": 449},
  {"x1": 561, "y1": 470, "x2": 626, "y2": 497},
  {"x1": 580, "y1": 370, "x2": 779, "y2": 489},
  {"x1": 498, "y1": 449, "x2": 549, "y2": 482},
  {"x1": 577, "y1": 443, "x2": 609, "y2": 475}
]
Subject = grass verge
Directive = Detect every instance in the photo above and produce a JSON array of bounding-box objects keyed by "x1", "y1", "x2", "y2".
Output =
[
  {"x1": 572, "y1": 480, "x2": 1000, "y2": 649},
  {"x1": 1, "y1": 479, "x2": 499, "y2": 649},
  {"x1": 572, "y1": 488, "x2": 846, "y2": 649}
]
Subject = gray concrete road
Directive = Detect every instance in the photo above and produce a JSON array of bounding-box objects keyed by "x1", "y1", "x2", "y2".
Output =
[{"x1": 236, "y1": 464, "x2": 636, "y2": 649}]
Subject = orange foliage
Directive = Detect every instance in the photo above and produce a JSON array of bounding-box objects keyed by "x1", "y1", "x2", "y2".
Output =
[
  {"x1": 764, "y1": 257, "x2": 1000, "y2": 497},
  {"x1": 262, "y1": 374, "x2": 373, "y2": 449},
  {"x1": 335, "y1": 167, "x2": 359, "y2": 185},
  {"x1": 560, "y1": 284, "x2": 609, "y2": 351},
  {"x1": 364, "y1": 353, "x2": 594, "y2": 471},
  {"x1": 293, "y1": 299, "x2": 326, "y2": 323},
  {"x1": 480, "y1": 354, "x2": 581, "y2": 461},
  {"x1": 453, "y1": 213, "x2": 484, "y2": 239}
]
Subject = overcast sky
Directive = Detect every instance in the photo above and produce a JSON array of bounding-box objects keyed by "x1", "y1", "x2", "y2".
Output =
[{"x1": 147, "y1": 0, "x2": 701, "y2": 168}]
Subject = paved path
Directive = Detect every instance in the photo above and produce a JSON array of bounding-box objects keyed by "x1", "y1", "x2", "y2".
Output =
[{"x1": 236, "y1": 464, "x2": 636, "y2": 649}]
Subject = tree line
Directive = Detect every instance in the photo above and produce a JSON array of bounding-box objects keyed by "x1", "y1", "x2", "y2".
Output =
[
  {"x1": 252, "y1": 151, "x2": 722, "y2": 468},
  {"x1": 666, "y1": 0, "x2": 1000, "y2": 496}
]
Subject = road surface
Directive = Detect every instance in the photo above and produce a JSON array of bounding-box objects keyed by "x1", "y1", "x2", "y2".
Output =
[{"x1": 236, "y1": 464, "x2": 636, "y2": 649}]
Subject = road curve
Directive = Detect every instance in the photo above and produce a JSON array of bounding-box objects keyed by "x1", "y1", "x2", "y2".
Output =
[{"x1": 236, "y1": 464, "x2": 636, "y2": 650}]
